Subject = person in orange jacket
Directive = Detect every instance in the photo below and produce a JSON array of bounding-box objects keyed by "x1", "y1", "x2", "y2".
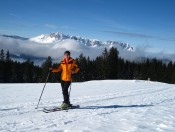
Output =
[{"x1": 50, "y1": 51, "x2": 79, "y2": 109}]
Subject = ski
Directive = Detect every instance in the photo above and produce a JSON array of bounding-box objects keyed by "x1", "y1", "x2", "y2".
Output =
[{"x1": 43, "y1": 105, "x2": 80, "y2": 113}]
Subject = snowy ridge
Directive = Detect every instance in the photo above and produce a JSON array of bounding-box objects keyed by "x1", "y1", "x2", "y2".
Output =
[
  {"x1": 29, "y1": 32, "x2": 134, "y2": 51},
  {"x1": 29, "y1": 32, "x2": 70, "y2": 43},
  {"x1": 1, "y1": 33, "x2": 174, "y2": 64},
  {"x1": 0, "y1": 80, "x2": 175, "y2": 131}
]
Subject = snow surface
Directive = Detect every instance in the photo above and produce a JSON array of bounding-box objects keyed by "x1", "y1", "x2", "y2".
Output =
[{"x1": 0, "y1": 80, "x2": 175, "y2": 132}]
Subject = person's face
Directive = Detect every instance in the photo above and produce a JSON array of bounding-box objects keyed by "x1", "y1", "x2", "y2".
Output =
[{"x1": 64, "y1": 53, "x2": 70, "y2": 59}]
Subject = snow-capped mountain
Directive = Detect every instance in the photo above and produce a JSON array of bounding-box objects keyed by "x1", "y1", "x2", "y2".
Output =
[
  {"x1": 29, "y1": 32, "x2": 134, "y2": 51},
  {"x1": 1, "y1": 32, "x2": 173, "y2": 65},
  {"x1": 0, "y1": 32, "x2": 136, "y2": 65},
  {"x1": 29, "y1": 33, "x2": 70, "y2": 43},
  {"x1": 1, "y1": 32, "x2": 134, "y2": 52}
]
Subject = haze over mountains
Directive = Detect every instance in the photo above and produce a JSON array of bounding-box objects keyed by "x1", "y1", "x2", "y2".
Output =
[{"x1": 0, "y1": 32, "x2": 174, "y2": 65}]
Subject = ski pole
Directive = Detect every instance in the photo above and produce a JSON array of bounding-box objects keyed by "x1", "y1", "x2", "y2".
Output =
[
  {"x1": 69, "y1": 82, "x2": 72, "y2": 98},
  {"x1": 69, "y1": 74, "x2": 74, "y2": 98},
  {"x1": 35, "y1": 72, "x2": 50, "y2": 109},
  {"x1": 69, "y1": 73, "x2": 76, "y2": 98}
]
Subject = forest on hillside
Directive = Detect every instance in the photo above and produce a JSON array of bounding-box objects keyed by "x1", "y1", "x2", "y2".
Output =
[{"x1": 0, "y1": 48, "x2": 175, "y2": 84}]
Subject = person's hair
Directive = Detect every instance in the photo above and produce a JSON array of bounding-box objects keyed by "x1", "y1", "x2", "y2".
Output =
[{"x1": 64, "y1": 50, "x2": 70, "y2": 55}]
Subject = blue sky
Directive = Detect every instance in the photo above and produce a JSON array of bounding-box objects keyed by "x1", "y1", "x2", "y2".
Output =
[{"x1": 0, "y1": 0, "x2": 175, "y2": 53}]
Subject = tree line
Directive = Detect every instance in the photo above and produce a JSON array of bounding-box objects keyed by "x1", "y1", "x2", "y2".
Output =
[
  {"x1": 0, "y1": 49, "x2": 42, "y2": 83},
  {"x1": 0, "y1": 48, "x2": 175, "y2": 83}
]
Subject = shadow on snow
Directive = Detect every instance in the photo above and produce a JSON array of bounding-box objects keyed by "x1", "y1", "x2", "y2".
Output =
[{"x1": 79, "y1": 104, "x2": 153, "y2": 109}]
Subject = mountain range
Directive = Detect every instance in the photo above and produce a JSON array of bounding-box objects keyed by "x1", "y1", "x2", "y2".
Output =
[
  {"x1": 0, "y1": 32, "x2": 173, "y2": 65},
  {"x1": 29, "y1": 32, "x2": 134, "y2": 51}
]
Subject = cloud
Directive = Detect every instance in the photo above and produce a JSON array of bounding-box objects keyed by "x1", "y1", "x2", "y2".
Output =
[
  {"x1": 9, "y1": 13, "x2": 21, "y2": 19},
  {"x1": 0, "y1": 36, "x2": 175, "y2": 65},
  {"x1": 102, "y1": 30, "x2": 155, "y2": 39},
  {"x1": 102, "y1": 30, "x2": 175, "y2": 42},
  {"x1": 44, "y1": 24, "x2": 58, "y2": 29},
  {"x1": 116, "y1": 45, "x2": 175, "y2": 62},
  {"x1": 44, "y1": 24, "x2": 73, "y2": 30},
  {"x1": 0, "y1": 36, "x2": 102, "y2": 64},
  {"x1": 58, "y1": 26, "x2": 73, "y2": 30},
  {"x1": 158, "y1": 37, "x2": 175, "y2": 42}
]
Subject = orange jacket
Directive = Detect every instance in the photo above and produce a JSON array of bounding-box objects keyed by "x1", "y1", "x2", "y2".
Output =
[{"x1": 52, "y1": 57, "x2": 79, "y2": 81}]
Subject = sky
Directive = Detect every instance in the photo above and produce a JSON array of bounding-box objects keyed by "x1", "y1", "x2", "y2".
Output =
[{"x1": 0, "y1": 0, "x2": 175, "y2": 53}]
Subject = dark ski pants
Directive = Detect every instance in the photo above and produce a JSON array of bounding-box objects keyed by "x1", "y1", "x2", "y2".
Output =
[{"x1": 61, "y1": 80, "x2": 71, "y2": 104}]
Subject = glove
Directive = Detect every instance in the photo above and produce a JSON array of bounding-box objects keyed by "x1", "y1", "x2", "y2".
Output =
[{"x1": 49, "y1": 67, "x2": 52, "y2": 72}]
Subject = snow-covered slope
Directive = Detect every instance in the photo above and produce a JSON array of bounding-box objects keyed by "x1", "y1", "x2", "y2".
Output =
[{"x1": 0, "y1": 80, "x2": 175, "y2": 131}]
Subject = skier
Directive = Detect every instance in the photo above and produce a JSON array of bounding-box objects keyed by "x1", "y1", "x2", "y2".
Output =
[{"x1": 50, "y1": 51, "x2": 79, "y2": 110}]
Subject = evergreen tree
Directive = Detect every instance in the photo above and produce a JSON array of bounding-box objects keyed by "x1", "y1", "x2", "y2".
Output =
[
  {"x1": 94, "y1": 56, "x2": 103, "y2": 79},
  {"x1": 118, "y1": 58, "x2": 125, "y2": 79},
  {"x1": 101, "y1": 48, "x2": 109, "y2": 79},
  {"x1": 3, "y1": 59, "x2": 12, "y2": 82},
  {"x1": 51, "y1": 62, "x2": 61, "y2": 82},
  {"x1": 0, "y1": 49, "x2": 42, "y2": 83},
  {"x1": 6, "y1": 50, "x2": 10, "y2": 62},
  {"x1": 3, "y1": 50, "x2": 11, "y2": 82},
  {"x1": 107, "y1": 47, "x2": 119, "y2": 79},
  {"x1": 76, "y1": 53, "x2": 88, "y2": 81},
  {"x1": 0, "y1": 48, "x2": 175, "y2": 84},
  {"x1": 23, "y1": 59, "x2": 34, "y2": 83},
  {"x1": 133, "y1": 62, "x2": 141, "y2": 80},
  {"x1": 166, "y1": 61, "x2": 173, "y2": 83},
  {"x1": 42, "y1": 56, "x2": 52, "y2": 82},
  {"x1": 86, "y1": 56, "x2": 92, "y2": 80},
  {"x1": 172, "y1": 63, "x2": 175, "y2": 83},
  {"x1": 0, "y1": 49, "x2": 5, "y2": 61},
  {"x1": 0, "y1": 59, "x2": 4, "y2": 82}
]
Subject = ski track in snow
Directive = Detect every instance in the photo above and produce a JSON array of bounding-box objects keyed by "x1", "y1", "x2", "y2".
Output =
[{"x1": 0, "y1": 80, "x2": 175, "y2": 132}]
